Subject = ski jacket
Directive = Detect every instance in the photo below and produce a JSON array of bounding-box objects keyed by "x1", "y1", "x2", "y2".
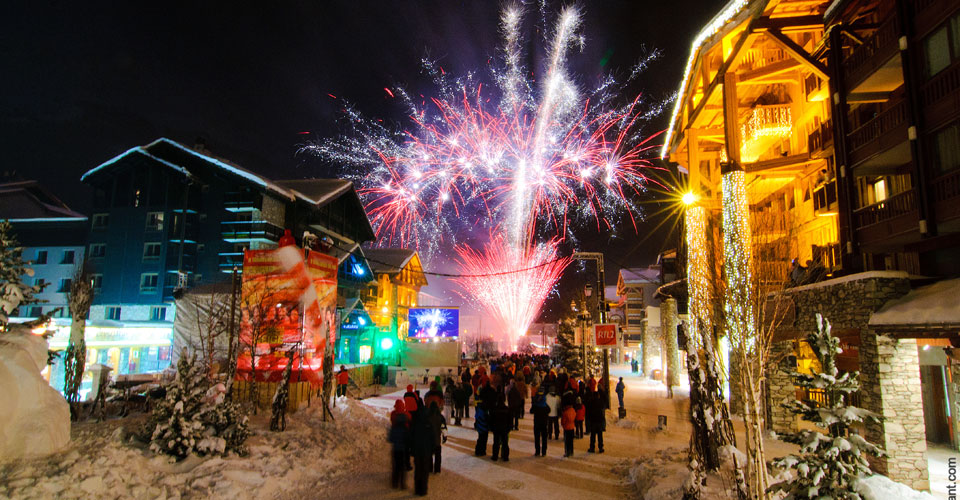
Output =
[
  {"x1": 561, "y1": 406, "x2": 576, "y2": 431},
  {"x1": 336, "y1": 369, "x2": 349, "y2": 385},
  {"x1": 545, "y1": 393, "x2": 560, "y2": 418}
]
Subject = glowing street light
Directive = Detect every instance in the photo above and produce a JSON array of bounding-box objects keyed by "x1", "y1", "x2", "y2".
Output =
[{"x1": 682, "y1": 191, "x2": 698, "y2": 206}]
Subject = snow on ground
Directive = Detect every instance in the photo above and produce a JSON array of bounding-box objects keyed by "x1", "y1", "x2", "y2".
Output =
[{"x1": 0, "y1": 395, "x2": 385, "y2": 500}]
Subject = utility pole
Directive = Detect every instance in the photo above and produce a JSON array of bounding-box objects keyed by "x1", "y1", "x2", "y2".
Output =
[{"x1": 572, "y1": 252, "x2": 610, "y2": 404}]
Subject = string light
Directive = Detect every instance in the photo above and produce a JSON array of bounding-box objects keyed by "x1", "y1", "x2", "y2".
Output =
[
  {"x1": 721, "y1": 170, "x2": 756, "y2": 349},
  {"x1": 740, "y1": 105, "x2": 792, "y2": 162},
  {"x1": 685, "y1": 204, "x2": 711, "y2": 345}
]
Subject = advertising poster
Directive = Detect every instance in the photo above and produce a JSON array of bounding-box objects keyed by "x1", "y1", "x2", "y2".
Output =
[{"x1": 235, "y1": 246, "x2": 338, "y2": 387}]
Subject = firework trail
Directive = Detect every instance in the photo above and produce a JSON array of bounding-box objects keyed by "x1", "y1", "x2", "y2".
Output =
[
  {"x1": 453, "y1": 235, "x2": 571, "y2": 352},
  {"x1": 306, "y1": 4, "x2": 664, "y2": 350}
]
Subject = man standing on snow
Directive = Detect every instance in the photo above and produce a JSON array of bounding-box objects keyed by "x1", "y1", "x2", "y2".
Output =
[
  {"x1": 545, "y1": 386, "x2": 561, "y2": 440},
  {"x1": 615, "y1": 377, "x2": 626, "y2": 409},
  {"x1": 490, "y1": 392, "x2": 512, "y2": 462},
  {"x1": 336, "y1": 365, "x2": 349, "y2": 397},
  {"x1": 530, "y1": 387, "x2": 550, "y2": 456}
]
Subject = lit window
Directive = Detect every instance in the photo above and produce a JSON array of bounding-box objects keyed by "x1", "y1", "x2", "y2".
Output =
[
  {"x1": 873, "y1": 179, "x2": 888, "y2": 203},
  {"x1": 140, "y1": 273, "x2": 159, "y2": 292},
  {"x1": 146, "y1": 212, "x2": 164, "y2": 231}
]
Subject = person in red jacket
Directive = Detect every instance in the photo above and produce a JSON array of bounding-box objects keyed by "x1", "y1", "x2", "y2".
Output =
[
  {"x1": 561, "y1": 404, "x2": 576, "y2": 457},
  {"x1": 404, "y1": 384, "x2": 420, "y2": 414},
  {"x1": 336, "y1": 365, "x2": 350, "y2": 397}
]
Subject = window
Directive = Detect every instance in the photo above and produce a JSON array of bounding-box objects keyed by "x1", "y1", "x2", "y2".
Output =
[
  {"x1": 924, "y1": 12, "x2": 960, "y2": 78},
  {"x1": 92, "y1": 213, "x2": 108, "y2": 229},
  {"x1": 35, "y1": 250, "x2": 47, "y2": 265},
  {"x1": 89, "y1": 243, "x2": 106, "y2": 259},
  {"x1": 61, "y1": 250, "x2": 75, "y2": 264},
  {"x1": 140, "y1": 273, "x2": 159, "y2": 292},
  {"x1": 143, "y1": 242, "x2": 162, "y2": 260},
  {"x1": 146, "y1": 212, "x2": 164, "y2": 231},
  {"x1": 933, "y1": 122, "x2": 960, "y2": 175},
  {"x1": 150, "y1": 307, "x2": 166, "y2": 321},
  {"x1": 58, "y1": 278, "x2": 72, "y2": 293},
  {"x1": 873, "y1": 179, "x2": 888, "y2": 203},
  {"x1": 28, "y1": 306, "x2": 42, "y2": 317},
  {"x1": 194, "y1": 274, "x2": 203, "y2": 284},
  {"x1": 106, "y1": 306, "x2": 121, "y2": 321},
  {"x1": 34, "y1": 278, "x2": 46, "y2": 289},
  {"x1": 197, "y1": 243, "x2": 205, "y2": 253},
  {"x1": 91, "y1": 274, "x2": 103, "y2": 292},
  {"x1": 164, "y1": 273, "x2": 179, "y2": 287}
]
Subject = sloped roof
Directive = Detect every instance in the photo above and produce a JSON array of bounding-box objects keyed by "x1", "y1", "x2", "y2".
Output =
[
  {"x1": 364, "y1": 248, "x2": 417, "y2": 274},
  {"x1": 620, "y1": 267, "x2": 660, "y2": 284},
  {"x1": 81, "y1": 138, "x2": 294, "y2": 200},
  {"x1": 274, "y1": 179, "x2": 352, "y2": 206},
  {"x1": 0, "y1": 180, "x2": 86, "y2": 220}
]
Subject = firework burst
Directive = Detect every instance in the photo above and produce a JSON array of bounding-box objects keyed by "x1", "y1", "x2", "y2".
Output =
[{"x1": 307, "y1": 4, "x2": 665, "y2": 351}]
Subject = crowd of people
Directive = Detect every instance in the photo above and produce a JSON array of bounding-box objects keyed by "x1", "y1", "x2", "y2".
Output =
[{"x1": 386, "y1": 353, "x2": 618, "y2": 496}]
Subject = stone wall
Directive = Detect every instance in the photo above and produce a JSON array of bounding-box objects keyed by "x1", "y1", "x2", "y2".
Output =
[
  {"x1": 766, "y1": 340, "x2": 797, "y2": 433},
  {"x1": 859, "y1": 333, "x2": 929, "y2": 490},
  {"x1": 783, "y1": 271, "x2": 910, "y2": 333}
]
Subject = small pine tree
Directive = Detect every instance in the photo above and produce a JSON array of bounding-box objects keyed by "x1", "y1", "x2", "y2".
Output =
[
  {"x1": 556, "y1": 322, "x2": 582, "y2": 377},
  {"x1": 150, "y1": 353, "x2": 208, "y2": 460},
  {"x1": 270, "y1": 350, "x2": 293, "y2": 432},
  {"x1": 0, "y1": 221, "x2": 44, "y2": 327},
  {"x1": 768, "y1": 314, "x2": 884, "y2": 499}
]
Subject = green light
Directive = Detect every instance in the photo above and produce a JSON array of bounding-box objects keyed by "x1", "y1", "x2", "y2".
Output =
[{"x1": 380, "y1": 337, "x2": 394, "y2": 350}]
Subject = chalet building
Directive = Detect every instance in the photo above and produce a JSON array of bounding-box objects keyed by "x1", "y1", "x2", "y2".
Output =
[
  {"x1": 362, "y1": 248, "x2": 428, "y2": 354},
  {"x1": 662, "y1": 0, "x2": 960, "y2": 490},
  {"x1": 616, "y1": 267, "x2": 662, "y2": 374},
  {"x1": 79, "y1": 137, "x2": 374, "y2": 376}
]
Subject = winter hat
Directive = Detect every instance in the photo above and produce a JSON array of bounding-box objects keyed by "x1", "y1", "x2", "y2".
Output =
[
  {"x1": 406, "y1": 384, "x2": 414, "y2": 392},
  {"x1": 394, "y1": 400, "x2": 405, "y2": 411},
  {"x1": 430, "y1": 380, "x2": 438, "y2": 390}
]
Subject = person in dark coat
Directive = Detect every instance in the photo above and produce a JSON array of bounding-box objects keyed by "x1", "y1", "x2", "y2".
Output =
[
  {"x1": 426, "y1": 402, "x2": 446, "y2": 473},
  {"x1": 490, "y1": 393, "x2": 512, "y2": 461},
  {"x1": 411, "y1": 402, "x2": 439, "y2": 496},
  {"x1": 530, "y1": 387, "x2": 550, "y2": 456},
  {"x1": 507, "y1": 379, "x2": 524, "y2": 431},
  {"x1": 474, "y1": 380, "x2": 496, "y2": 456},
  {"x1": 615, "y1": 377, "x2": 626, "y2": 409},
  {"x1": 424, "y1": 380, "x2": 444, "y2": 410},
  {"x1": 388, "y1": 400, "x2": 411, "y2": 489},
  {"x1": 452, "y1": 381, "x2": 468, "y2": 425},
  {"x1": 585, "y1": 381, "x2": 606, "y2": 453}
]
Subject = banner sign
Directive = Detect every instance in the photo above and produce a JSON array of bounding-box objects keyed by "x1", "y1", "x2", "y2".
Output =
[
  {"x1": 593, "y1": 323, "x2": 617, "y2": 347},
  {"x1": 236, "y1": 246, "x2": 338, "y2": 387}
]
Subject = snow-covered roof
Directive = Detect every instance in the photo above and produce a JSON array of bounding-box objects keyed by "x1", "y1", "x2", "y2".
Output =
[
  {"x1": 785, "y1": 270, "x2": 909, "y2": 294},
  {"x1": 620, "y1": 267, "x2": 660, "y2": 284},
  {"x1": 0, "y1": 180, "x2": 86, "y2": 220},
  {"x1": 869, "y1": 277, "x2": 960, "y2": 328},
  {"x1": 364, "y1": 248, "x2": 418, "y2": 275}
]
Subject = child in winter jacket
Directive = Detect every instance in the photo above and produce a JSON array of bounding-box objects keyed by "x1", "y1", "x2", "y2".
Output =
[
  {"x1": 574, "y1": 397, "x2": 586, "y2": 439},
  {"x1": 561, "y1": 405, "x2": 576, "y2": 457}
]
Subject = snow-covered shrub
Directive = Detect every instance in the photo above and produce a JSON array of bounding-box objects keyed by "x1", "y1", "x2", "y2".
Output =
[
  {"x1": 148, "y1": 352, "x2": 249, "y2": 460},
  {"x1": 768, "y1": 314, "x2": 884, "y2": 499},
  {"x1": 0, "y1": 220, "x2": 43, "y2": 327}
]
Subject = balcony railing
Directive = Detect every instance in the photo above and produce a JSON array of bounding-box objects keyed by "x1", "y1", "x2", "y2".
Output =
[
  {"x1": 847, "y1": 99, "x2": 908, "y2": 153},
  {"x1": 224, "y1": 192, "x2": 261, "y2": 212},
  {"x1": 853, "y1": 189, "x2": 917, "y2": 227},
  {"x1": 921, "y1": 61, "x2": 960, "y2": 129},
  {"x1": 932, "y1": 169, "x2": 960, "y2": 223},
  {"x1": 843, "y1": 16, "x2": 900, "y2": 89},
  {"x1": 220, "y1": 220, "x2": 284, "y2": 242},
  {"x1": 807, "y1": 119, "x2": 834, "y2": 153}
]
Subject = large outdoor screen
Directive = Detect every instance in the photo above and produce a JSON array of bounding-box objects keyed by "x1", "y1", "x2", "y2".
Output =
[{"x1": 408, "y1": 307, "x2": 459, "y2": 338}]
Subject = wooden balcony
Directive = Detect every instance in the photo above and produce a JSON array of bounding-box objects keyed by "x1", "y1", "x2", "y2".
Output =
[
  {"x1": 847, "y1": 98, "x2": 910, "y2": 171},
  {"x1": 921, "y1": 61, "x2": 960, "y2": 130},
  {"x1": 932, "y1": 169, "x2": 960, "y2": 226},
  {"x1": 912, "y1": 0, "x2": 960, "y2": 39},
  {"x1": 807, "y1": 119, "x2": 833, "y2": 156},
  {"x1": 843, "y1": 15, "x2": 903, "y2": 94},
  {"x1": 853, "y1": 189, "x2": 920, "y2": 249}
]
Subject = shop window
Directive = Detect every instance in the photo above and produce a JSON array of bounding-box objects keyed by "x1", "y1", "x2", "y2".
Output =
[
  {"x1": 106, "y1": 306, "x2": 121, "y2": 321},
  {"x1": 58, "y1": 278, "x2": 72, "y2": 293},
  {"x1": 145, "y1": 212, "x2": 164, "y2": 232},
  {"x1": 140, "y1": 273, "x2": 159, "y2": 292},
  {"x1": 933, "y1": 122, "x2": 960, "y2": 175},
  {"x1": 89, "y1": 243, "x2": 106, "y2": 259},
  {"x1": 92, "y1": 213, "x2": 108, "y2": 229},
  {"x1": 35, "y1": 250, "x2": 47, "y2": 265},
  {"x1": 143, "y1": 242, "x2": 162, "y2": 261}
]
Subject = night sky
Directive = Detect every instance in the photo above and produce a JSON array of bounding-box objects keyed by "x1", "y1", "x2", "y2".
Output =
[{"x1": 2, "y1": 1, "x2": 726, "y2": 323}]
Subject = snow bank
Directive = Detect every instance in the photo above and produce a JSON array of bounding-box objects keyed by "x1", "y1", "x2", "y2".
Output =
[
  {"x1": 0, "y1": 397, "x2": 386, "y2": 499},
  {"x1": 856, "y1": 474, "x2": 936, "y2": 500},
  {"x1": 0, "y1": 332, "x2": 70, "y2": 460}
]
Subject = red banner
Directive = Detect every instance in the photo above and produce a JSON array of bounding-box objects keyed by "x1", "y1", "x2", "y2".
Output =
[
  {"x1": 235, "y1": 246, "x2": 338, "y2": 387},
  {"x1": 593, "y1": 323, "x2": 617, "y2": 347}
]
